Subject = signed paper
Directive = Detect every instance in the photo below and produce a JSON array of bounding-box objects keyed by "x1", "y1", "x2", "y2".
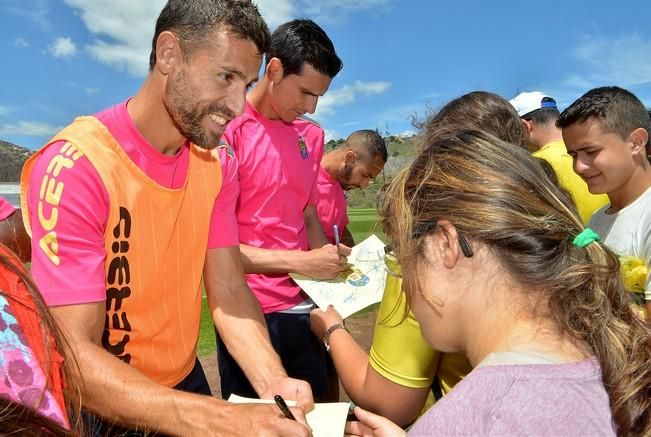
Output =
[
  {"x1": 291, "y1": 234, "x2": 387, "y2": 318},
  {"x1": 228, "y1": 394, "x2": 350, "y2": 437}
]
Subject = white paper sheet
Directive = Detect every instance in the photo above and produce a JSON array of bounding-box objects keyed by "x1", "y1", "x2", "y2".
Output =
[
  {"x1": 290, "y1": 235, "x2": 387, "y2": 319},
  {"x1": 228, "y1": 394, "x2": 350, "y2": 437}
]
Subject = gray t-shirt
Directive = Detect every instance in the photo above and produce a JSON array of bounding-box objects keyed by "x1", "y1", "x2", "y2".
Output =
[{"x1": 409, "y1": 359, "x2": 615, "y2": 436}]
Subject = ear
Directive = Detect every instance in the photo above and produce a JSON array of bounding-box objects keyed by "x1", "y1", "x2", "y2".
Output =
[
  {"x1": 267, "y1": 57, "x2": 284, "y2": 83},
  {"x1": 344, "y1": 150, "x2": 356, "y2": 165},
  {"x1": 628, "y1": 127, "x2": 649, "y2": 154},
  {"x1": 424, "y1": 220, "x2": 462, "y2": 269},
  {"x1": 155, "y1": 31, "x2": 181, "y2": 76},
  {"x1": 521, "y1": 119, "x2": 533, "y2": 136}
]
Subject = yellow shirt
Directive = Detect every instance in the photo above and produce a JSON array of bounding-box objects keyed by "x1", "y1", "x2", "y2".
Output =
[
  {"x1": 369, "y1": 254, "x2": 471, "y2": 394},
  {"x1": 533, "y1": 141, "x2": 608, "y2": 224}
]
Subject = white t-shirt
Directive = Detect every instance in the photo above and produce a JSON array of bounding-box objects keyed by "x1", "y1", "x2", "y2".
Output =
[{"x1": 589, "y1": 186, "x2": 651, "y2": 300}]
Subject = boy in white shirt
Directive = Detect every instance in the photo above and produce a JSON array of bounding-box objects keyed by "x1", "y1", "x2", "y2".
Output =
[{"x1": 558, "y1": 86, "x2": 651, "y2": 321}]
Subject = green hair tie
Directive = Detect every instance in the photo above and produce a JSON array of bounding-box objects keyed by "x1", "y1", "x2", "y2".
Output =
[{"x1": 572, "y1": 228, "x2": 601, "y2": 248}]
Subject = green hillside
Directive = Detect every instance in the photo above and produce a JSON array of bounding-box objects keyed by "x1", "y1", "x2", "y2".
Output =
[{"x1": 0, "y1": 140, "x2": 33, "y2": 182}]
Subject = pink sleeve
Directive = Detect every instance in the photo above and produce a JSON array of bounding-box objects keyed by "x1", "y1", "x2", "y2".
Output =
[
  {"x1": 0, "y1": 196, "x2": 16, "y2": 221},
  {"x1": 27, "y1": 140, "x2": 109, "y2": 306},
  {"x1": 207, "y1": 144, "x2": 240, "y2": 248}
]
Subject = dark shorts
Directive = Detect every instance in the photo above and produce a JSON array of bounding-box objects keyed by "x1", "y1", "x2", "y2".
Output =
[
  {"x1": 82, "y1": 357, "x2": 211, "y2": 436},
  {"x1": 216, "y1": 311, "x2": 334, "y2": 400}
]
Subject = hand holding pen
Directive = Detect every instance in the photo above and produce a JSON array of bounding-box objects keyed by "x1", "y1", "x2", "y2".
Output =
[
  {"x1": 274, "y1": 394, "x2": 297, "y2": 421},
  {"x1": 296, "y1": 226, "x2": 351, "y2": 279},
  {"x1": 334, "y1": 224, "x2": 341, "y2": 256}
]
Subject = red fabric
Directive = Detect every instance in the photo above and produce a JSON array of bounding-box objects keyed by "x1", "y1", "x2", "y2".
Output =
[{"x1": 0, "y1": 244, "x2": 66, "y2": 417}]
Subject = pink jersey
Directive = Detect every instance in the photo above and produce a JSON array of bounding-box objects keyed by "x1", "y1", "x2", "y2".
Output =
[
  {"x1": 315, "y1": 166, "x2": 349, "y2": 244},
  {"x1": 27, "y1": 100, "x2": 239, "y2": 306},
  {"x1": 0, "y1": 196, "x2": 16, "y2": 221},
  {"x1": 224, "y1": 102, "x2": 324, "y2": 313}
]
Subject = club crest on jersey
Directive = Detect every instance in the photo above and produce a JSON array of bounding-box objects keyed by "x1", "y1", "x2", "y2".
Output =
[
  {"x1": 217, "y1": 140, "x2": 235, "y2": 159},
  {"x1": 297, "y1": 136, "x2": 309, "y2": 159}
]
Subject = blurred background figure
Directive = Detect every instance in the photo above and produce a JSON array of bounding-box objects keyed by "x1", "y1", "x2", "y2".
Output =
[{"x1": 510, "y1": 91, "x2": 608, "y2": 223}]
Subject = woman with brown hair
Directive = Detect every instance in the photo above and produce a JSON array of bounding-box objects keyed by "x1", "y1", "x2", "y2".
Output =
[
  {"x1": 311, "y1": 91, "x2": 554, "y2": 427},
  {"x1": 346, "y1": 130, "x2": 650, "y2": 436},
  {"x1": 0, "y1": 243, "x2": 81, "y2": 434}
]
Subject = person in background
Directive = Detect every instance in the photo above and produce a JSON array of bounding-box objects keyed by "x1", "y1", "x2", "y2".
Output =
[
  {"x1": 316, "y1": 129, "x2": 387, "y2": 247},
  {"x1": 510, "y1": 91, "x2": 609, "y2": 223},
  {"x1": 20, "y1": 1, "x2": 311, "y2": 435},
  {"x1": 218, "y1": 18, "x2": 349, "y2": 403},
  {"x1": 0, "y1": 195, "x2": 30, "y2": 261},
  {"x1": 558, "y1": 86, "x2": 651, "y2": 322},
  {"x1": 311, "y1": 91, "x2": 532, "y2": 426},
  {"x1": 346, "y1": 129, "x2": 649, "y2": 436}
]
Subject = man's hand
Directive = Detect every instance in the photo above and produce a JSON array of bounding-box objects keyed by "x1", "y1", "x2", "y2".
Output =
[
  {"x1": 310, "y1": 306, "x2": 344, "y2": 341},
  {"x1": 235, "y1": 403, "x2": 311, "y2": 437},
  {"x1": 260, "y1": 375, "x2": 315, "y2": 412},
  {"x1": 345, "y1": 406, "x2": 406, "y2": 437},
  {"x1": 190, "y1": 398, "x2": 311, "y2": 436},
  {"x1": 299, "y1": 244, "x2": 352, "y2": 279},
  {"x1": 205, "y1": 247, "x2": 316, "y2": 409}
]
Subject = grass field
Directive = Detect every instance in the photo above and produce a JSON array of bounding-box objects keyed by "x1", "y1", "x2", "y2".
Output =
[
  {"x1": 196, "y1": 207, "x2": 382, "y2": 357},
  {"x1": 198, "y1": 297, "x2": 217, "y2": 357},
  {"x1": 347, "y1": 208, "x2": 384, "y2": 244}
]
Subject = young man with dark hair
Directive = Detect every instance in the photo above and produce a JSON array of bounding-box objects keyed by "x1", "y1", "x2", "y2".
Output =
[
  {"x1": 558, "y1": 86, "x2": 651, "y2": 321},
  {"x1": 510, "y1": 91, "x2": 608, "y2": 223},
  {"x1": 316, "y1": 130, "x2": 387, "y2": 246},
  {"x1": 218, "y1": 19, "x2": 349, "y2": 401},
  {"x1": 20, "y1": 1, "x2": 311, "y2": 435}
]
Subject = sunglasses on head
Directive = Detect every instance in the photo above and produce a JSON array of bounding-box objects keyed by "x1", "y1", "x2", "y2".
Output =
[{"x1": 412, "y1": 222, "x2": 474, "y2": 258}]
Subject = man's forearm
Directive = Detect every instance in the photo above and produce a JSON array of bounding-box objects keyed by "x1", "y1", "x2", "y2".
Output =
[
  {"x1": 204, "y1": 247, "x2": 314, "y2": 410},
  {"x1": 239, "y1": 244, "x2": 308, "y2": 274},
  {"x1": 208, "y1": 280, "x2": 286, "y2": 394},
  {"x1": 70, "y1": 339, "x2": 229, "y2": 434},
  {"x1": 204, "y1": 246, "x2": 288, "y2": 394},
  {"x1": 304, "y1": 206, "x2": 329, "y2": 249}
]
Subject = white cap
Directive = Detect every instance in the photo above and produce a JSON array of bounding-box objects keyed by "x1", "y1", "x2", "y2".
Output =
[{"x1": 509, "y1": 91, "x2": 558, "y2": 118}]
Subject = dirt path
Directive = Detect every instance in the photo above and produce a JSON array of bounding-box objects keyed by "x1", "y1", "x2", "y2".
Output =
[{"x1": 199, "y1": 311, "x2": 377, "y2": 400}]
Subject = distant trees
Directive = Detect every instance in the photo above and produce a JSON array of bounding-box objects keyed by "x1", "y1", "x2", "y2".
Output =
[{"x1": 325, "y1": 138, "x2": 345, "y2": 152}]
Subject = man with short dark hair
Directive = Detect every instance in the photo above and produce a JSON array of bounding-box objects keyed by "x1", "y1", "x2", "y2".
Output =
[
  {"x1": 218, "y1": 19, "x2": 350, "y2": 402},
  {"x1": 21, "y1": 1, "x2": 311, "y2": 435},
  {"x1": 558, "y1": 86, "x2": 651, "y2": 322},
  {"x1": 510, "y1": 91, "x2": 608, "y2": 223},
  {"x1": 316, "y1": 130, "x2": 387, "y2": 246}
]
